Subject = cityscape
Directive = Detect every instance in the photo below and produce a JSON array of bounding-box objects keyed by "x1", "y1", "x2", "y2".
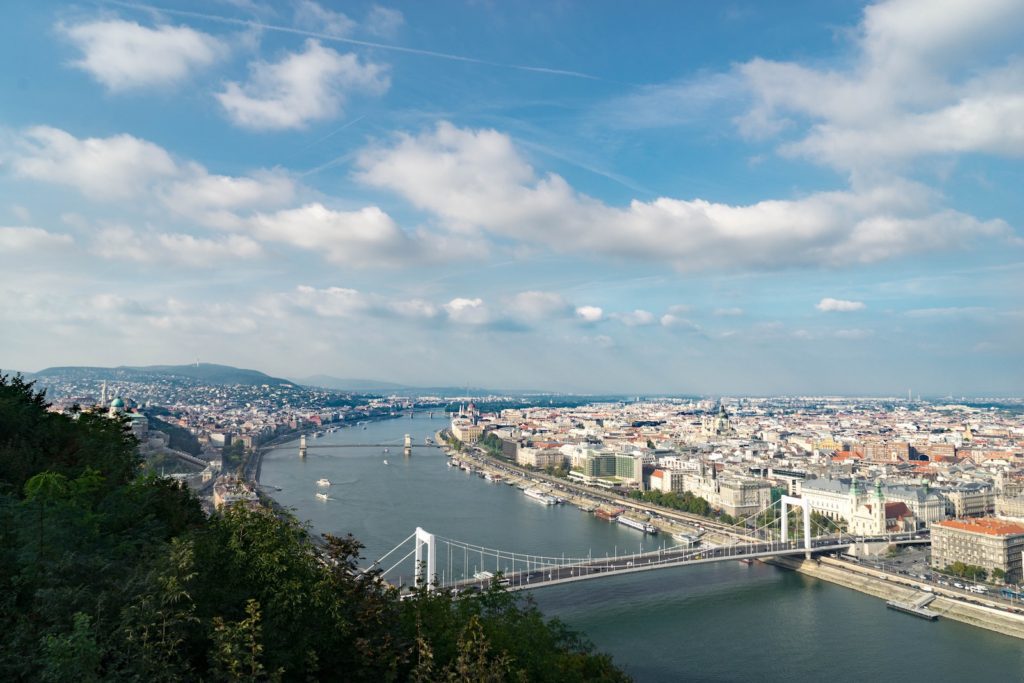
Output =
[{"x1": 2, "y1": 0, "x2": 1023, "y2": 681}]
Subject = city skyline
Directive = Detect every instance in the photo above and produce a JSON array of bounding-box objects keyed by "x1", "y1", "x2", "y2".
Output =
[{"x1": 1, "y1": 0, "x2": 1022, "y2": 395}]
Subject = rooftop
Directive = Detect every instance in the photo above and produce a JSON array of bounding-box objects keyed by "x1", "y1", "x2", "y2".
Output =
[{"x1": 934, "y1": 517, "x2": 1024, "y2": 537}]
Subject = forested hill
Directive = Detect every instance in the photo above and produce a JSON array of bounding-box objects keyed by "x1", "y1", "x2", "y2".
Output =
[
  {"x1": 0, "y1": 375, "x2": 629, "y2": 682},
  {"x1": 31, "y1": 362, "x2": 294, "y2": 387}
]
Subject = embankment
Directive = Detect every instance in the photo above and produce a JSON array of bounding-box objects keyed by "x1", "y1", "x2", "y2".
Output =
[{"x1": 769, "y1": 556, "x2": 1024, "y2": 640}]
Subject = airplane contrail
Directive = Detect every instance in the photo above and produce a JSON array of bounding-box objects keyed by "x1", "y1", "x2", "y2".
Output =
[{"x1": 101, "y1": 0, "x2": 607, "y2": 82}]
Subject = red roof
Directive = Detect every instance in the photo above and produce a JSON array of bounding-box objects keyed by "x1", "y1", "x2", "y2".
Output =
[{"x1": 935, "y1": 517, "x2": 1024, "y2": 537}]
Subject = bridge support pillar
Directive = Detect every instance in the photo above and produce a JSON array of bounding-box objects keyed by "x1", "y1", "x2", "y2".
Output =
[
  {"x1": 780, "y1": 495, "x2": 812, "y2": 559},
  {"x1": 299, "y1": 434, "x2": 307, "y2": 459},
  {"x1": 414, "y1": 527, "x2": 436, "y2": 591},
  {"x1": 404, "y1": 434, "x2": 412, "y2": 457}
]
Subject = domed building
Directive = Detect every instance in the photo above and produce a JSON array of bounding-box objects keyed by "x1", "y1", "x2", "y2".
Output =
[{"x1": 108, "y1": 397, "x2": 125, "y2": 418}]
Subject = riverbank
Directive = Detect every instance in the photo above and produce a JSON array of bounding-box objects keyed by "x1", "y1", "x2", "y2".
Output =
[
  {"x1": 769, "y1": 556, "x2": 1024, "y2": 640},
  {"x1": 448, "y1": 441, "x2": 1024, "y2": 641}
]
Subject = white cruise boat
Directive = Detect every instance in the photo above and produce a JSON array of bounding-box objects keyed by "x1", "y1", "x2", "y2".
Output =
[
  {"x1": 315, "y1": 492, "x2": 329, "y2": 501},
  {"x1": 316, "y1": 478, "x2": 331, "y2": 487},
  {"x1": 618, "y1": 516, "x2": 658, "y2": 534},
  {"x1": 523, "y1": 487, "x2": 558, "y2": 505}
]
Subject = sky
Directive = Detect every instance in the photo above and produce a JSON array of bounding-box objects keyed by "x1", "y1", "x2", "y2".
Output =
[{"x1": 1, "y1": 0, "x2": 1022, "y2": 396}]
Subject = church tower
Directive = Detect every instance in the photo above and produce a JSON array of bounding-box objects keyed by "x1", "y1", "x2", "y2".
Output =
[{"x1": 873, "y1": 481, "x2": 886, "y2": 534}]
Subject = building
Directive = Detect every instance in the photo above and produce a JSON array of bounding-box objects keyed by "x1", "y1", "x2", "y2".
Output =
[
  {"x1": 943, "y1": 483, "x2": 994, "y2": 518},
  {"x1": 682, "y1": 462, "x2": 772, "y2": 519},
  {"x1": 996, "y1": 494, "x2": 1024, "y2": 521},
  {"x1": 930, "y1": 518, "x2": 1024, "y2": 584},
  {"x1": 451, "y1": 419, "x2": 483, "y2": 444},
  {"x1": 701, "y1": 404, "x2": 735, "y2": 439}
]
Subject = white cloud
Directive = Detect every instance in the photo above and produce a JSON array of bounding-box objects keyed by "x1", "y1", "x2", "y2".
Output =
[
  {"x1": 91, "y1": 226, "x2": 262, "y2": 267},
  {"x1": 505, "y1": 291, "x2": 570, "y2": 320},
  {"x1": 365, "y1": 5, "x2": 405, "y2": 38},
  {"x1": 816, "y1": 297, "x2": 866, "y2": 312},
  {"x1": 247, "y1": 202, "x2": 413, "y2": 265},
  {"x1": 736, "y1": 0, "x2": 1024, "y2": 171},
  {"x1": 290, "y1": 285, "x2": 369, "y2": 318},
  {"x1": 217, "y1": 40, "x2": 389, "y2": 130},
  {"x1": 160, "y1": 169, "x2": 297, "y2": 228},
  {"x1": 714, "y1": 307, "x2": 744, "y2": 316},
  {"x1": 0, "y1": 226, "x2": 74, "y2": 251},
  {"x1": 294, "y1": 1, "x2": 356, "y2": 36},
  {"x1": 59, "y1": 20, "x2": 224, "y2": 91},
  {"x1": 575, "y1": 305, "x2": 603, "y2": 323},
  {"x1": 444, "y1": 297, "x2": 489, "y2": 325},
  {"x1": 660, "y1": 313, "x2": 701, "y2": 331},
  {"x1": 834, "y1": 328, "x2": 874, "y2": 340},
  {"x1": 9, "y1": 126, "x2": 179, "y2": 200},
  {"x1": 357, "y1": 122, "x2": 1010, "y2": 271},
  {"x1": 615, "y1": 309, "x2": 655, "y2": 327}
]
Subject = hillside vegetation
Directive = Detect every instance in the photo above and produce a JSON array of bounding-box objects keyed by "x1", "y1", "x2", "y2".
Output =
[{"x1": 0, "y1": 375, "x2": 628, "y2": 681}]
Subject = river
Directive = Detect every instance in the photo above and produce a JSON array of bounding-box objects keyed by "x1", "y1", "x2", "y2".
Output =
[{"x1": 259, "y1": 414, "x2": 1024, "y2": 681}]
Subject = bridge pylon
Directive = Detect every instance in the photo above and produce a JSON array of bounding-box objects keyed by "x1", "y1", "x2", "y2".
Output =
[
  {"x1": 414, "y1": 527, "x2": 437, "y2": 591},
  {"x1": 780, "y1": 495, "x2": 812, "y2": 558},
  {"x1": 404, "y1": 434, "x2": 412, "y2": 456},
  {"x1": 299, "y1": 434, "x2": 307, "y2": 459}
]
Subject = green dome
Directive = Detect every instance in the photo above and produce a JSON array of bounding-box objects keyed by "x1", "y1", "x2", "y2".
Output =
[{"x1": 110, "y1": 397, "x2": 125, "y2": 408}]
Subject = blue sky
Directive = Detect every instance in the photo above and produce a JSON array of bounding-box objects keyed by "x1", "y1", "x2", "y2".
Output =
[{"x1": 1, "y1": 0, "x2": 1021, "y2": 395}]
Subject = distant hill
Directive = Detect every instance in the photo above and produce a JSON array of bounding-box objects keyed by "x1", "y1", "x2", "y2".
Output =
[
  {"x1": 296, "y1": 375, "x2": 408, "y2": 392},
  {"x1": 31, "y1": 363, "x2": 294, "y2": 387}
]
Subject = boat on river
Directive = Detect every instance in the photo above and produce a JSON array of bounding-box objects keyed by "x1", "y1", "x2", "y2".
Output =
[
  {"x1": 315, "y1": 492, "x2": 329, "y2": 501},
  {"x1": 316, "y1": 478, "x2": 331, "y2": 487},
  {"x1": 618, "y1": 515, "x2": 658, "y2": 534},
  {"x1": 524, "y1": 488, "x2": 559, "y2": 505}
]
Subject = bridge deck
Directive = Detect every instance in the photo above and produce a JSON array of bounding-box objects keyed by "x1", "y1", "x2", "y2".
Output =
[{"x1": 429, "y1": 537, "x2": 928, "y2": 594}]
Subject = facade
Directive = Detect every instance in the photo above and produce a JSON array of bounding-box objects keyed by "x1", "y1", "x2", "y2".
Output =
[
  {"x1": 801, "y1": 477, "x2": 858, "y2": 523},
  {"x1": 451, "y1": 419, "x2": 483, "y2": 443},
  {"x1": 516, "y1": 446, "x2": 566, "y2": 469},
  {"x1": 943, "y1": 483, "x2": 995, "y2": 518},
  {"x1": 996, "y1": 494, "x2": 1024, "y2": 520},
  {"x1": 930, "y1": 518, "x2": 1024, "y2": 583},
  {"x1": 682, "y1": 462, "x2": 772, "y2": 519}
]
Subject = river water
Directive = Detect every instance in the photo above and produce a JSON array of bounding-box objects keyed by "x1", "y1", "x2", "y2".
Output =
[{"x1": 260, "y1": 415, "x2": 1024, "y2": 681}]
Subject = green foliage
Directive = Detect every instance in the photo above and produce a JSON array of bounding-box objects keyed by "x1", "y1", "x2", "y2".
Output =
[
  {"x1": 992, "y1": 568, "x2": 1006, "y2": 581},
  {"x1": 0, "y1": 373, "x2": 629, "y2": 681},
  {"x1": 944, "y1": 562, "x2": 988, "y2": 582},
  {"x1": 629, "y1": 489, "x2": 714, "y2": 519}
]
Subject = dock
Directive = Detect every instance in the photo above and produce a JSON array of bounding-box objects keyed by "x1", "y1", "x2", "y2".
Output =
[{"x1": 886, "y1": 593, "x2": 939, "y2": 621}]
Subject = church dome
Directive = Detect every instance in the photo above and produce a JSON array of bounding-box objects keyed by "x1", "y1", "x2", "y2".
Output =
[{"x1": 110, "y1": 397, "x2": 125, "y2": 409}]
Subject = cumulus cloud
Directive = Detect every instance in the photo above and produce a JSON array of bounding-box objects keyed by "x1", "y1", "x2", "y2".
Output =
[
  {"x1": 160, "y1": 169, "x2": 297, "y2": 228},
  {"x1": 217, "y1": 40, "x2": 389, "y2": 130},
  {"x1": 365, "y1": 5, "x2": 405, "y2": 38},
  {"x1": 575, "y1": 305, "x2": 603, "y2": 323},
  {"x1": 59, "y1": 19, "x2": 224, "y2": 91},
  {"x1": 0, "y1": 226, "x2": 74, "y2": 251},
  {"x1": 247, "y1": 202, "x2": 414, "y2": 265},
  {"x1": 505, "y1": 291, "x2": 571, "y2": 320},
  {"x1": 736, "y1": 0, "x2": 1024, "y2": 171},
  {"x1": 294, "y1": 1, "x2": 356, "y2": 36},
  {"x1": 91, "y1": 226, "x2": 262, "y2": 267},
  {"x1": 816, "y1": 297, "x2": 866, "y2": 312},
  {"x1": 356, "y1": 122, "x2": 1010, "y2": 271},
  {"x1": 614, "y1": 309, "x2": 656, "y2": 327},
  {"x1": 444, "y1": 297, "x2": 489, "y2": 325},
  {"x1": 9, "y1": 126, "x2": 179, "y2": 200}
]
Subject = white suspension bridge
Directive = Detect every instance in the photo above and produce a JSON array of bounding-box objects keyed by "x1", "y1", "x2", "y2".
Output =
[{"x1": 363, "y1": 496, "x2": 928, "y2": 594}]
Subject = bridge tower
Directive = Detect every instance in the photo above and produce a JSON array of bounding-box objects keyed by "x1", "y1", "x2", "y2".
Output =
[
  {"x1": 299, "y1": 434, "x2": 307, "y2": 459},
  {"x1": 414, "y1": 527, "x2": 437, "y2": 591},
  {"x1": 780, "y1": 495, "x2": 812, "y2": 559},
  {"x1": 404, "y1": 434, "x2": 412, "y2": 456}
]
